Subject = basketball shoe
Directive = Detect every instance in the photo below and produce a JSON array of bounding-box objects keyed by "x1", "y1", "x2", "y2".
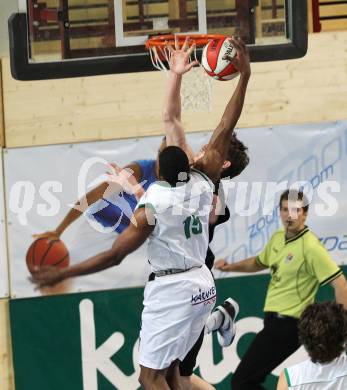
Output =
[{"x1": 215, "y1": 297, "x2": 239, "y2": 347}]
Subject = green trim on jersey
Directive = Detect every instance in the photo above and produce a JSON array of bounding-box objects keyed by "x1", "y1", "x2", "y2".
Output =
[
  {"x1": 258, "y1": 227, "x2": 342, "y2": 318},
  {"x1": 321, "y1": 269, "x2": 343, "y2": 286},
  {"x1": 155, "y1": 181, "x2": 171, "y2": 188},
  {"x1": 285, "y1": 227, "x2": 309, "y2": 244},
  {"x1": 191, "y1": 168, "x2": 211, "y2": 184},
  {"x1": 284, "y1": 368, "x2": 291, "y2": 387},
  {"x1": 256, "y1": 255, "x2": 266, "y2": 267}
]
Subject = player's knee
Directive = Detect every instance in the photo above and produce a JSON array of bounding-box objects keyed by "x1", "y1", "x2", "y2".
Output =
[
  {"x1": 166, "y1": 360, "x2": 183, "y2": 389},
  {"x1": 177, "y1": 376, "x2": 191, "y2": 388},
  {"x1": 167, "y1": 376, "x2": 185, "y2": 390},
  {"x1": 138, "y1": 367, "x2": 163, "y2": 388},
  {"x1": 138, "y1": 370, "x2": 146, "y2": 387},
  {"x1": 138, "y1": 368, "x2": 151, "y2": 387}
]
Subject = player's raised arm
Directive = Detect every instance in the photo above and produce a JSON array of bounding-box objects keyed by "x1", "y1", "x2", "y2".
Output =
[
  {"x1": 31, "y1": 207, "x2": 154, "y2": 287},
  {"x1": 162, "y1": 36, "x2": 196, "y2": 162},
  {"x1": 195, "y1": 37, "x2": 250, "y2": 182}
]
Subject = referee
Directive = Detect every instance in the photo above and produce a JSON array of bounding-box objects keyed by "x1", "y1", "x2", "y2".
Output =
[{"x1": 215, "y1": 189, "x2": 347, "y2": 390}]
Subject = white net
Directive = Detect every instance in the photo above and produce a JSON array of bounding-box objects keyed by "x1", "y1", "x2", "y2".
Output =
[
  {"x1": 148, "y1": 44, "x2": 212, "y2": 112},
  {"x1": 180, "y1": 67, "x2": 212, "y2": 111}
]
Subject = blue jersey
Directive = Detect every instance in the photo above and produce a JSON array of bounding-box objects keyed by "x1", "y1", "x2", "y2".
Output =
[{"x1": 91, "y1": 159, "x2": 156, "y2": 233}]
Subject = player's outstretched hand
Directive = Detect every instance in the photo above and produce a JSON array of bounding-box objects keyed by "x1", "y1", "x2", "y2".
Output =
[
  {"x1": 166, "y1": 36, "x2": 199, "y2": 75},
  {"x1": 32, "y1": 230, "x2": 60, "y2": 242},
  {"x1": 30, "y1": 266, "x2": 65, "y2": 288},
  {"x1": 106, "y1": 163, "x2": 145, "y2": 199},
  {"x1": 223, "y1": 37, "x2": 251, "y2": 78},
  {"x1": 214, "y1": 258, "x2": 229, "y2": 272}
]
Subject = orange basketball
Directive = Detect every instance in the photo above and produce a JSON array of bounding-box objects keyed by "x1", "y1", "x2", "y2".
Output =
[{"x1": 26, "y1": 238, "x2": 70, "y2": 274}]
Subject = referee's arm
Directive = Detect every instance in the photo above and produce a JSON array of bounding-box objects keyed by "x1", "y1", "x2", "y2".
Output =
[
  {"x1": 214, "y1": 256, "x2": 267, "y2": 273},
  {"x1": 306, "y1": 240, "x2": 347, "y2": 310},
  {"x1": 331, "y1": 274, "x2": 347, "y2": 310}
]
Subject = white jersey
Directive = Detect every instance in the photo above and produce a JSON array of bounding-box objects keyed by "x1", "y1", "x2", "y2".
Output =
[
  {"x1": 285, "y1": 354, "x2": 347, "y2": 389},
  {"x1": 136, "y1": 169, "x2": 214, "y2": 273}
]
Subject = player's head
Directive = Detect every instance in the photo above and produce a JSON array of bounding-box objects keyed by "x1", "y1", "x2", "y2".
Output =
[
  {"x1": 220, "y1": 134, "x2": 249, "y2": 179},
  {"x1": 298, "y1": 302, "x2": 347, "y2": 364},
  {"x1": 159, "y1": 146, "x2": 190, "y2": 186},
  {"x1": 279, "y1": 189, "x2": 309, "y2": 233},
  {"x1": 195, "y1": 134, "x2": 249, "y2": 179}
]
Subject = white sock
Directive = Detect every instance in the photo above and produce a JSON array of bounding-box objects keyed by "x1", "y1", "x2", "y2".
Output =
[{"x1": 204, "y1": 310, "x2": 224, "y2": 334}]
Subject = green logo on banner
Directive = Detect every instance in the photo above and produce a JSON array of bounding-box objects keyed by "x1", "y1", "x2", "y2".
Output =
[{"x1": 10, "y1": 274, "x2": 337, "y2": 390}]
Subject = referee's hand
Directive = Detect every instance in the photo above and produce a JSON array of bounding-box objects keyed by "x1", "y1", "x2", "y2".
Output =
[{"x1": 214, "y1": 258, "x2": 228, "y2": 271}]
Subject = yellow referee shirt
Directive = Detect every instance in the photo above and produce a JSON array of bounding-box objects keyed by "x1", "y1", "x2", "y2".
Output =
[{"x1": 256, "y1": 227, "x2": 342, "y2": 318}]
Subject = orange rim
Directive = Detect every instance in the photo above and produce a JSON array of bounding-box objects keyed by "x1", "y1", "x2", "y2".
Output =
[{"x1": 145, "y1": 34, "x2": 227, "y2": 49}]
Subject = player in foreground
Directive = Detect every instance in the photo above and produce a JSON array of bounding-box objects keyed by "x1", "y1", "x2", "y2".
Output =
[
  {"x1": 277, "y1": 301, "x2": 347, "y2": 389},
  {"x1": 162, "y1": 35, "x2": 250, "y2": 389},
  {"x1": 31, "y1": 40, "x2": 250, "y2": 390}
]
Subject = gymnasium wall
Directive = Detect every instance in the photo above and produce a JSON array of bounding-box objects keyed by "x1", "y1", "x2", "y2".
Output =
[
  {"x1": 0, "y1": 63, "x2": 4, "y2": 147},
  {"x1": 1, "y1": 30, "x2": 347, "y2": 148},
  {"x1": 0, "y1": 300, "x2": 13, "y2": 390}
]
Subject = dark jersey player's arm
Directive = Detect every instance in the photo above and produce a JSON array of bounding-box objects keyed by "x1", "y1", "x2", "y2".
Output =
[{"x1": 194, "y1": 38, "x2": 251, "y2": 182}]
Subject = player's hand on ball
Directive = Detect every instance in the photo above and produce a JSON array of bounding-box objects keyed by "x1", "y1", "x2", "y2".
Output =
[
  {"x1": 223, "y1": 37, "x2": 250, "y2": 78},
  {"x1": 31, "y1": 266, "x2": 65, "y2": 288},
  {"x1": 166, "y1": 36, "x2": 199, "y2": 75},
  {"x1": 32, "y1": 230, "x2": 60, "y2": 241},
  {"x1": 214, "y1": 258, "x2": 228, "y2": 271}
]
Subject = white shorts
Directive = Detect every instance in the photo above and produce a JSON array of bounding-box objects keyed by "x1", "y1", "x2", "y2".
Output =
[{"x1": 139, "y1": 264, "x2": 216, "y2": 370}]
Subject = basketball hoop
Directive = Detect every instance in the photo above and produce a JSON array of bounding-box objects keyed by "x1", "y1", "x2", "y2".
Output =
[{"x1": 145, "y1": 34, "x2": 226, "y2": 112}]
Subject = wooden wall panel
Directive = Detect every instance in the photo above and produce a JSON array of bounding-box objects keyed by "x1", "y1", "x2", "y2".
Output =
[
  {"x1": 320, "y1": 4, "x2": 347, "y2": 18},
  {"x1": 0, "y1": 299, "x2": 14, "y2": 390},
  {"x1": 2, "y1": 31, "x2": 347, "y2": 148},
  {"x1": 321, "y1": 19, "x2": 347, "y2": 31},
  {"x1": 319, "y1": 0, "x2": 347, "y2": 31}
]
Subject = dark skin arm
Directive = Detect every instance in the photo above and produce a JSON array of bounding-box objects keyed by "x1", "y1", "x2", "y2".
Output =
[
  {"x1": 194, "y1": 37, "x2": 251, "y2": 182},
  {"x1": 31, "y1": 208, "x2": 154, "y2": 287}
]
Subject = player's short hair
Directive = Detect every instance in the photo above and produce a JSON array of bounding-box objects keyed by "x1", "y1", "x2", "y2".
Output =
[
  {"x1": 279, "y1": 189, "x2": 309, "y2": 212},
  {"x1": 221, "y1": 134, "x2": 249, "y2": 179},
  {"x1": 159, "y1": 146, "x2": 190, "y2": 186},
  {"x1": 299, "y1": 302, "x2": 347, "y2": 364}
]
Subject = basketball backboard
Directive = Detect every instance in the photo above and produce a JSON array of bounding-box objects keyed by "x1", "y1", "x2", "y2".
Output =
[{"x1": 9, "y1": 0, "x2": 307, "y2": 80}]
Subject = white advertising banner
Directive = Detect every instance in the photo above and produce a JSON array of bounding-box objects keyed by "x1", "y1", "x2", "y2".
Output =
[
  {"x1": 0, "y1": 148, "x2": 9, "y2": 298},
  {"x1": 212, "y1": 120, "x2": 347, "y2": 278},
  {"x1": 5, "y1": 120, "x2": 347, "y2": 298}
]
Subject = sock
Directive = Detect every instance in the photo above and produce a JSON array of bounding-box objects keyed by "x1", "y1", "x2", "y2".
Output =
[{"x1": 204, "y1": 310, "x2": 224, "y2": 334}]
